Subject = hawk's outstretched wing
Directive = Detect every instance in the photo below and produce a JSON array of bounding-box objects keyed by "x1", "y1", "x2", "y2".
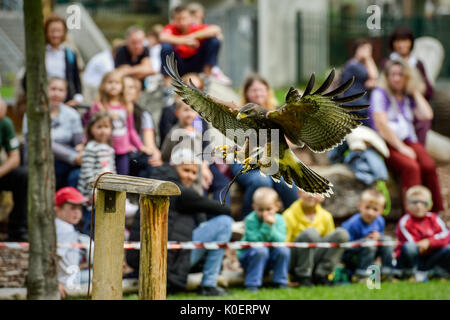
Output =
[
  {"x1": 266, "y1": 69, "x2": 369, "y2": 153},
  {"x1": 164, "y1": 53, "x2": 258, "y2": 145}
]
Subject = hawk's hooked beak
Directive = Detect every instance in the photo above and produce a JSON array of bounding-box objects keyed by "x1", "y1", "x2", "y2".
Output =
[{"x1": 236, "y1": 112, "x2": 247, "y2": 120}]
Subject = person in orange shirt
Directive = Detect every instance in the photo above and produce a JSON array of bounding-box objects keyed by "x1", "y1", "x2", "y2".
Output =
[{"x1": 159, "y1": 4, "x2": 222, "y2": 85}]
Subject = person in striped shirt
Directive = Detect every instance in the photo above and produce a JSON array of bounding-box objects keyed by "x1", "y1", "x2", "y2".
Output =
[
  {"x1": 395, "y1": 185, "x2": 450, "y2": 280},
  {"x1": 77, "y1": 111, "x2": 116, "y2": 235}
]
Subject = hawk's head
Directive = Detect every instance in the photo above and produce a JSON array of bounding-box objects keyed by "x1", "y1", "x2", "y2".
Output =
[{"x1": 236, "y1": 103, "x2": 268, "y2": 120}]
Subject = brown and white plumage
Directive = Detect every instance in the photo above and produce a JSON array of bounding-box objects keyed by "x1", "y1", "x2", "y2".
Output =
[{"x1": 164, "y1": 53, "x2": 368, "y2": 197}]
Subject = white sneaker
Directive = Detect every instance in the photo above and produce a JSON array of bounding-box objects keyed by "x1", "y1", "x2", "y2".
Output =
[
  {"x1": 414, "y1": 271, "x2": 429, "y2": 282},
  {"x1": 211, "y1": 66, "x2": 232, "y2": 85}
]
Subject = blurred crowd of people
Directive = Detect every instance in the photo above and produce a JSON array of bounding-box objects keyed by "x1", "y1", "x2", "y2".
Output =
[{"x1": 0, "y1": 3, "x2": 448, "y2": 298}]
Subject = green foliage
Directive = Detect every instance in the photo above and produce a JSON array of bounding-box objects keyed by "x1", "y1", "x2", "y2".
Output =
[{"x1": 0, "y1": 86, "x2": 14, "y2": 99}]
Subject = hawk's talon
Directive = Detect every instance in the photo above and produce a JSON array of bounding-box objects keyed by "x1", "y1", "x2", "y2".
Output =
[{"x1": 213, "y1": 144, "x2": 233, "y2": 160}]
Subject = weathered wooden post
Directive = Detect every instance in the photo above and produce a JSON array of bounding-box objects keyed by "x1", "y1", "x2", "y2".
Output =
[{"x1": 90, "y1": 174, "x2": 180, "y2": 300}]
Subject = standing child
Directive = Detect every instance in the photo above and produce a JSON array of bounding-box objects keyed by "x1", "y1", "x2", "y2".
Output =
[
  {"x1": 395, "y1": 185, "x2": 450, "y2": 281},
  {"x1": 87, "y1": 70, "x2": 151, "y2": 175},
  {"x1": 238, "y1": 187, "x2": 290, "y2": 292},
  {"x1": 341, "y1": 189, "x2": 394, "y2": 280},
  {"x1": 77, "y1": 111, "x2": 116, "y2": 235}
]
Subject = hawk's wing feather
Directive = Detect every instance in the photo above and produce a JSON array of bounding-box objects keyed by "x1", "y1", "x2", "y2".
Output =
[
  {"x1": 267, "y1": 70, "x2": 369, "y2": 153},
  {"x1": 164, "y1": 53, "x2": 257, "y2": 145}
]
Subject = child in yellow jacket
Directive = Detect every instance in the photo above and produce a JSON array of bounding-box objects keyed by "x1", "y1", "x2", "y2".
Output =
[{"x1": 283, "y1": 191, "x2": 349, "y2": 286}]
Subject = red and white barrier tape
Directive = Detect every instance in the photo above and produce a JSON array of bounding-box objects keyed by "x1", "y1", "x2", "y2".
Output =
[{"x1": 0, "y1": 240, "x2": 398, "y2": 250}]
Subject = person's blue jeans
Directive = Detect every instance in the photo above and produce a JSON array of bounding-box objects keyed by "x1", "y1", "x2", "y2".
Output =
[
  {"x1": 342, "y1": 236, "x2": 394, "y2": 275},
  {"x1": 231, "y1": 164, "x2": 299, "y2": 218},
  {"x1": 161, "y1": 37, "x2": 221, "y2": 77},
  {"x1": 190, "y1": 215, "x2": 233, "y2": 287},
  {"x1": 239, "y1": 247, "x2": 290, "y2": 288},
  {"x1": 54, "y1": 159, "x2": 80, "y2": 190},
  {"x1": 115, "y1": 153, "x2": 129, "y2": 175},
  {"x1": 397, "y1": 243, "x2": 450, "y2": 276},
  {"x1": 345, "y1": 148, "x2": 388, "y2": 185}
]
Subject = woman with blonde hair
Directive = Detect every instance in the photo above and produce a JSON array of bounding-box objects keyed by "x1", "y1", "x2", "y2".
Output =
[{"x1": 370, "y1": 59, "x2": 443, "y2": 213}]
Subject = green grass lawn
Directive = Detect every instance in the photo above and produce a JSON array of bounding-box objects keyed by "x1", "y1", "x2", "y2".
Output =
[{"x1": 122, "y1": 280, "x2": 449, "y2": 300}]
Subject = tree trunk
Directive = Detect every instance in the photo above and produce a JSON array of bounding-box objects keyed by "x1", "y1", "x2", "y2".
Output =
[{"x1": 23, "y1": 0, "x2": 59, "y2": 300}]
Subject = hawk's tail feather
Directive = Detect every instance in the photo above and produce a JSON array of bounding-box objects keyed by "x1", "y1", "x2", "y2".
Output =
[{"x1": 279, "y1": 150, "x2": 333, "y2": 197}]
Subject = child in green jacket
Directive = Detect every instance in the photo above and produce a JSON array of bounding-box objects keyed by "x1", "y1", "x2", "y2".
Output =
[{"x1": 238, "y1": 187, "x2": 289, "y2": 292}]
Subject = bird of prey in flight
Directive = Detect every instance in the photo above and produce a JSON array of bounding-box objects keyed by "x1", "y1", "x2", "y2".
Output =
[{"x1": 164, "y1": 53, "x2": 368, "y2": 198}]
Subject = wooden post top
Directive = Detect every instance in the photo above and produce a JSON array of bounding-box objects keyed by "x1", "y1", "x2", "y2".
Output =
[{"x1": 89, "y1": 173, "x2": 181, "y2": 196}]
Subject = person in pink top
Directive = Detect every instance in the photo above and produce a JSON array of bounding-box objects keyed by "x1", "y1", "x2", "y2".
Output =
[{"x1": 88, "y1": 70, "x2": 151, "y2": 174}]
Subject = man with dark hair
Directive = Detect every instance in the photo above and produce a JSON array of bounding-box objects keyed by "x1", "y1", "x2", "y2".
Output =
[
  {"x1": 115, "y1": 25, "x2": 156, "y2": 85},
  {"x1": 159, "y1": 5, "x2": 222, "y2": 85}
]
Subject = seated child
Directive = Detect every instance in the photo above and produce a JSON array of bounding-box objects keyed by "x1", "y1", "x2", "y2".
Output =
[
  {"x1": 341, "y1": 188, "x2": 394, "y2": 279},
  {"x1": 283, "y1": 190, "x2": 349, "y2": 287},
  {"x1": 396, "y1": 185, "x2": 450, "y2": 280},
  {"x1": 54, "y1": 187, "x2": 92, "y2": 299},
  {"x1": 238, "y1": 187, "x2": 290, "y2": 292}
]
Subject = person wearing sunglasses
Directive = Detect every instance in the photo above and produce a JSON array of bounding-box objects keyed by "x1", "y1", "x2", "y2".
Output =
[{"x1": 395, "y1": 185, "x2": 450, "y2": 281}]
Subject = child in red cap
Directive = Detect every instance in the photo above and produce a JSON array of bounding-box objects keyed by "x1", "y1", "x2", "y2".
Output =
[{"x1": 55, "y1": 187, "x2": 92, "y2": 299}]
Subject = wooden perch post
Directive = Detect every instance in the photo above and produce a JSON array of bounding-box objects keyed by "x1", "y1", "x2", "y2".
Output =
[{"x1": 90, "y1": 174, "x2": 180, "y2": 300}]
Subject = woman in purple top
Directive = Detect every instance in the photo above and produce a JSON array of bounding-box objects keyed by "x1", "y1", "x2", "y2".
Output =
[{"x1": 370, "y1": 60, "x2": 443, "y2": 213}]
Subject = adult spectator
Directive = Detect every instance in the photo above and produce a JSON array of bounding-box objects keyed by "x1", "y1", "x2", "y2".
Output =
[
  {"x1": 44, "y1": 14, "x2": 83, "y2": 106},
  {"x1": 231, "y1": 74, "x2": 298, "y2": 219},
  {"x1": 126, "y1": 148, "x2": 233, "y2": 296},
  {"x1": 82, "y1": 39, "x2": 125, "y2": 104},
  {"x1": 147, "y1": 24, "x2": 164, "y2": 74},
  {"x1": 339, "y1": 38, "x2": 378, "y2": 127},
  {"x1": 384, "y1": 26, "x2": 433, "y2": 145},
  {"x1": 159, "y1": 4, "x2": 222, "y2": 84},
  {"x1": 123, "y1": 75, "x2": 163, "y2": 177},
  {"x1": 387, "y1": 26, "x2": 433, "y2": 101},
  {"x1": 370, "y1": 59, "x2": 443, "y2": 213},
  {"x1": 23, "y1": 78, "x2": 84, "y2": 190},
  {"x1": 115, "y1": 26, "x2": 156, "y2": 86},
  {"x1": 0, "y1": 98, "x2": 28, "y2": 241},
  {"x1": 328, "y1": 39, "x2": 391, "y2": 214},
  {"x1": 187, "y1": 2, "x2": 231, "y2": 85}
]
